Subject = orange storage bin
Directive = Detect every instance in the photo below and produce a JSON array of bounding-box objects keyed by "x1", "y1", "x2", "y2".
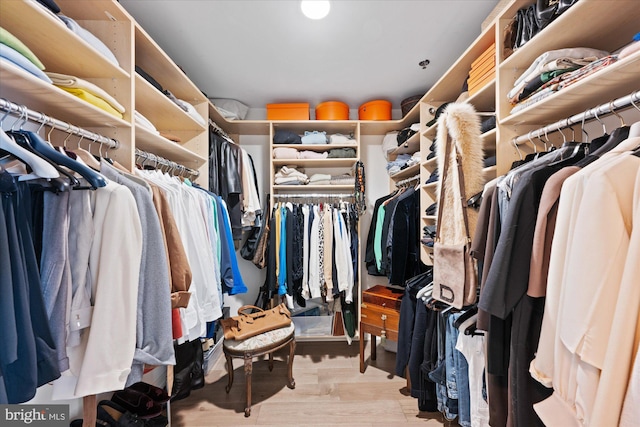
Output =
[
  {"x1": 315, "y1": 101, "x2": 349, "y2": 120},
  {"x1": 358, "y1": 100, "x2": 392, "y2": 120},
  {"x1": 266, "y1": 103, "x2": 309, "y2": 120}
]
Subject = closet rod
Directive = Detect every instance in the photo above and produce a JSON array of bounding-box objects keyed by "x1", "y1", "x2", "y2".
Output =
[
  {"x1": 273, "y1": 193, "x2": 354, "y2": 199},
  {"x1": 135, "y1": 148, "x2": 200, "y2": 178},
  {"x1": 514, "y1": 91, "x2": 640, "y2": 145},
  {"x1": 395, "y1": 174, "x2": 421, "y2": 187},
  {"x1": 0, "y1": 98, "x2": 119, "y2": 149}
]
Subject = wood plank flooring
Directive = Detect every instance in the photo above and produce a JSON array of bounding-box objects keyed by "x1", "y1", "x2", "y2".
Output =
[{"x1": 169, "y1": 340, "x2": 460, "y2": 426}]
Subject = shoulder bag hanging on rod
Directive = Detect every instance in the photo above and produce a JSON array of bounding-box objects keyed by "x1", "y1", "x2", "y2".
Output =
[{"x1": 432, "y1": 131, "x2": 478, "y2": 309}]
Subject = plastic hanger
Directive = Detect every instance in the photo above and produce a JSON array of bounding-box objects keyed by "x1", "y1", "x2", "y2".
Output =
[
  {"x1": 10, "y1": 109, "x2": 107, "y2": 189},
  {"x1": 72, "y1": 132, "x2": 102, "y2": 171},
  {"x1": 0, "y1": 107, "x2": 59, "y2": 180}
]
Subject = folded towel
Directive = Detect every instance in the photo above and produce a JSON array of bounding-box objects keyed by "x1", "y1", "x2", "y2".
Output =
[{"x1": 46, "y1": 71, "x2": 126, "y2": 113}]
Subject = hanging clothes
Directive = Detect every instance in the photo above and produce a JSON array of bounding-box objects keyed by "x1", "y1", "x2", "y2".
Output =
[{"x1": 266, "y1": 200, "x2": 358, "y2": 307}]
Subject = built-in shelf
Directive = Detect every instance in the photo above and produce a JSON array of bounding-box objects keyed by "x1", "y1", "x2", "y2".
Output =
[
  {"x1": 273, "y1": 184, "x2": 354, "y2": 191},
  {"x1": 502, "y1": 51, "x2": 640, "y2": 126},
  {"x1": 422, "y1": 157, "x2": 438, "y2": 171},
  {"x1": 422, "y1": 181, "x2": 438, "y2": 195},
  {"x1": 134, "y1": 126, "x2": 206, "y2": 168},
  {"x1": 481, "y1": 128, "x2": 497, "y2": 151},
  {"x1": 134, "y1": 24, "x2": 207, "y2": 103},
  {"x1": 387, "y1": 131, "x2": 420, "y2": 161},
  {"x1": 0, "y1": 0, "x2": 130, "y2": 79},
  {"x1": 467, "y1": 80, "x2": 496, "y2": 112},
  {"x1": 0, "y1": 61, "x2": 130, "y2": 128},
  {"x1": 483, "y1": 165, "x2": 497, "y2": 181},
  {"x1": 389, "y1": 163, "x2": 420, "y2": 181},
  {"x1": 135, "y1": 74, "x2": 205, "y2": 137},
  {"x1": 272, "y1": 144, "x2": 358, "y2": 151},
  {"x1": 422, "y1": 215, "x2": 437, "y2": 221},
  {"x1": 272, "y1": 158, "x2": 358, "y2": 168}
]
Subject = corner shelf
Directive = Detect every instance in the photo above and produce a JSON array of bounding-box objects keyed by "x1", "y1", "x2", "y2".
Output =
[
  {"x1": 134, "y1": 126, "x2": 206, "y2": 168},
  {"x1": 389, "y1": 163, "x2": 420, "y2": 181},
  {"x1": 387, "y1": 131, "x2": 420, "y2": 161}
]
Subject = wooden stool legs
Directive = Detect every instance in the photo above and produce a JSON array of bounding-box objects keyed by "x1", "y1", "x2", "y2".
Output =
[
  {"x1": 287, "y1": 339, "x2": 296, "y2": 389},
  {"x1": 225, "y1": 354, "x2": 234, "y2": 393},
  {"x1": 223, "y1": 334, "x2": 296, "y2": 417},
  {"x1": 244, "y1": 355, "x2": 252, "y2": 417}
]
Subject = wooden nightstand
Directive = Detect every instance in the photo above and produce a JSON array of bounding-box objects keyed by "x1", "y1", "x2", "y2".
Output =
[{"x1": 359, "y1": 285, "x2": 404, "y2": 373}]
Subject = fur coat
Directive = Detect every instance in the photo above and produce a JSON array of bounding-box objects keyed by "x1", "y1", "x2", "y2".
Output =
[{"x1": 435, "y1": 102, "x2": 485, "y2": 245}]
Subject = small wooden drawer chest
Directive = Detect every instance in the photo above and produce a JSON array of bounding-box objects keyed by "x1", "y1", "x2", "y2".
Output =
[{"x1": 359, "y1": 285, "x2": 404, "y2": 373}]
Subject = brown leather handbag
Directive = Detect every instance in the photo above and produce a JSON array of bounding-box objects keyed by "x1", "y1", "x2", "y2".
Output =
[{"x1": 220, "y1": 303, "x2": 292, "y2": 341}]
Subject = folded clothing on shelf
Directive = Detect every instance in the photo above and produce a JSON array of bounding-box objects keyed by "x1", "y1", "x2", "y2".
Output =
[
  {"x1": 308, "y1": 173, "x2": 331, "y2": 185},
  {"x1": 329, "y1": 174, "x2": 355, "y2": 185},
  {"x1": 301, "y1": 130, "x2": 328, "y2": 144},
  {"x1": 426, "y1": 169, "x2": 439, "y2": 184},
  {"x1": 273, "y1": 147, "x2": 300, "y2": 159},
  {"x1": 273, "y1": 130, "x2": 302, "y2": 144},
  {"x1": 329, "y1": 133, "x2": 357, "y2": 144},
  {"x1": 299, "y1": 150, "x2": 328, "y2": 159},
  {"x1": 274, "y1": 165, "x2": 309, "y2": 185},
  {"x1": 46, "y1": 71, "x2": 126, "y2": 114},
  {"x1": 59, "y1": 87, "x2": 123, "y2": 118},
  {"x1": 0, "y1": 26, "x2": 44, "y2": 70},
  {"x1": 480, "y1": 116, "x2": 496, "y2": 133},
  {"x1": 135, "y1": 111, "x2": 158, "y2": 134},
  {"x1": 386, "y1": 153, "x2": 412, "y2": 175},
  {"x1": 327, "y1": 147, "x2": 356, "y2": 158},
  {"x1": 59, "y1": 15, "x2": 119, "y2": 66},
  {"x1": 0, "y1": 42, "x2": 51, "y2": 83}
]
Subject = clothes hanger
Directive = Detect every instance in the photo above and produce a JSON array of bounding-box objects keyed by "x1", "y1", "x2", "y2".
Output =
[
  {"x1": 71, "y1": 131, "x2": 102, "y2": 171},
  {"x1": 586, "y1": 101, "x2": 631, "y2": 158},
  {"x1": 629, "y1": 92, "x2": 640, "y2": 139},
  {"x1": 11, "y1": 106, "x2": 107, "y2": 189},
  {"x1": 0, "y1": 107, "x2": 59, "y2": 180},
  {"x1": 510, "y1": 137, "x2": 526, "y2": 169}
]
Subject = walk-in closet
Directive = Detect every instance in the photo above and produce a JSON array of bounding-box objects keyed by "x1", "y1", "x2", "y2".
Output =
[{"x1": 1, "y1": 0, "x2": 639, "y2": 426}]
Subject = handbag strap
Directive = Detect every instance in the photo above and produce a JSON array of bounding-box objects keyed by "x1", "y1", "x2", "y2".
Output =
[
  {"x1": 435, "y1": 123, "x2": 472, "y2": 243},
  {"x1": 237, "y1": 305, "x2": 264, "y2": 315}
]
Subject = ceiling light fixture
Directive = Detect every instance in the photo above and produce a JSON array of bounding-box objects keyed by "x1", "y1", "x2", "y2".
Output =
[
  {"x1": 419, "y1": 59, "x2": 431, "y2": 69},
  {"x1": 301, "y1": 1, "x2": 330, "y2": 20}
]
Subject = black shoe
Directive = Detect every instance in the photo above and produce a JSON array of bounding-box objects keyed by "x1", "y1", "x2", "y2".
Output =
[
  {"x1": 111, "y1": 389, "x2": 162, "y2": 419},
  {"x1": 170, "y1": 364, "x2": 193, "y2": 402},
  {"x1": 190, "y1": 339, "x2": 205, "y2": 390},
  {"x1": 97, "y1": 400, "x2": 148, "y2": 426},
  {"x1": 127, "y1": 382, "x2": 170, "y2": 404}
]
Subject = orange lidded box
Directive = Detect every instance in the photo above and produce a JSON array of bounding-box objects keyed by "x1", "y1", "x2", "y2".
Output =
[
  {"x1": 358, "y1": 99, "x2": 392, "y2": 120},
  {"x1": 266, "y1": 103, "x2": 310, "y2": 120},
  {"x1": 315, "y1": 101, "x2": 349, "y2": 120}
]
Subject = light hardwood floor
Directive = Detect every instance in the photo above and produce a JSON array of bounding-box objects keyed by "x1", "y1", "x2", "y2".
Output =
[{"x1": 170, "y1": 340, "x2": 461, "y2": 426}]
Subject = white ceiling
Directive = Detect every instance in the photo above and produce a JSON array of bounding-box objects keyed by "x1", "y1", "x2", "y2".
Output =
[{"x1": 119, "y1": 0, "x2": 500, "y2": 112}]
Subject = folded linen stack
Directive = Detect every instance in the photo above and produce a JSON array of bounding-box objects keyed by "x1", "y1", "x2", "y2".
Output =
[
  {"x1": 47, "y1": 72, "x2": 125, "y2": 118},
  {"x1": 507, "y1": 47, "x2": 610, "y2": 111},
  {"x1": 274, "y1": 166, "x2": 309, "y2": 185},
  {"x1": 0, "y1": 26, "x2": 51, "y2": 83}
]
